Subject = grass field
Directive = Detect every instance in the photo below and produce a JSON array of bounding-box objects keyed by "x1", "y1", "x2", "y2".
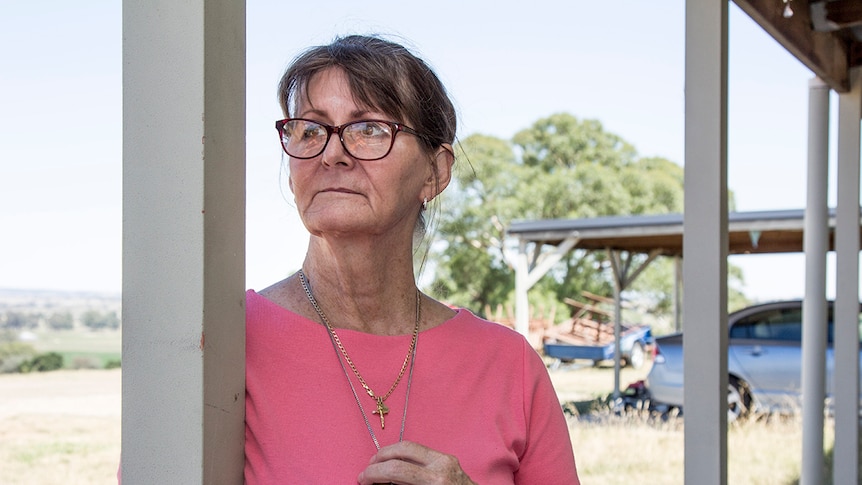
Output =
[
  {"x1": 31, "y1": 330, "x2": 121, "y2": 369},
  {"x1": 0, "y1": 350, "x2": 852, "y2": 484}
]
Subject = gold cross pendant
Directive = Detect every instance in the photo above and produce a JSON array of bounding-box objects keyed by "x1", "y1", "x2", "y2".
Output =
[{"x1": 373, "y1": 397, "x2": 389, "y2": 429}]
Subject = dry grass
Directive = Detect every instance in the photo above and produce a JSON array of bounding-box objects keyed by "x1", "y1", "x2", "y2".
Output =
[
  {"x1": 550, "y1": 360, "x2": 846, "y2": 485},
  {"x1": 567, "y1": 409, "x2": 830, "y2": 485},
  {"x1": 0, "y1": 369, "x2": 121, "y2": 485},
  {"x1": 0, "y1": 360, "x2": 850, "y2": 484},
  {"x1": 0, "y1": 414, "x2": 121, "y2": 485}
]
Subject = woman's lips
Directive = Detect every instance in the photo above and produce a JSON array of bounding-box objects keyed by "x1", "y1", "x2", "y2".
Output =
[{"x1": 321, "y1": 187, "x2": 359, "y2": 194}]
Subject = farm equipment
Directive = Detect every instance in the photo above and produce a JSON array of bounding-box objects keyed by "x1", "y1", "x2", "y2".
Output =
[{"x1": 544, "y1": 292, "x2": 652, "y2": 369}]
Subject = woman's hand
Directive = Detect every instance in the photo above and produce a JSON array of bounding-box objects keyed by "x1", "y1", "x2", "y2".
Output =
[{"x1": 357, "y1": 441, "x2": 478, "y2": 485}]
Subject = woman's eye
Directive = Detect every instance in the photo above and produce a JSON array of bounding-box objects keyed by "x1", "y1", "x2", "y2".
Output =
[
  {"x1": 354, "y1": 122, "x2": 387, "y2": 137},
  {"x1": 303, "y1": 125, "x2": 325, "y2": 139}
]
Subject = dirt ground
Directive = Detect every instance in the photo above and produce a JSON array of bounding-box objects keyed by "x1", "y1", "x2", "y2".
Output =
[
  {"x1": 548, "y1": 359, "x2": 653, "y2": 402},
  {"x1": 0, "y1": 369, "x2": 121, "y2": 485},
  {"x1": 0, "y1": 368, "x2": 121, "y2": 419}
]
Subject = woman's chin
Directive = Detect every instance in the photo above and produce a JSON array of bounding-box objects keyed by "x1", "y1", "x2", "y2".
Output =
[{"x1": 303, "y1": 217, "x2": 375, "y2": 237}]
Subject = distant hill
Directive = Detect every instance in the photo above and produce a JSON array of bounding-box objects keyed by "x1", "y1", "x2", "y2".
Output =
[
  {"x1": 0, "y1": 288, "x2": 120, "y2": 300},
  {"x1": 0, "y1": 289, "x2": 121, "y2": 331}
]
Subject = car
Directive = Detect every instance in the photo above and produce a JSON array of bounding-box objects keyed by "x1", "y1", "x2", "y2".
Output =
[{"x1": 646, "y1": 300, "x2": 862, "y2": 421}]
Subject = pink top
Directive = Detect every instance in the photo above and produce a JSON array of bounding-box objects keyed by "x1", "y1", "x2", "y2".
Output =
[{"x1": 245, "y1": 290, "x2": 579, "y2": 484}]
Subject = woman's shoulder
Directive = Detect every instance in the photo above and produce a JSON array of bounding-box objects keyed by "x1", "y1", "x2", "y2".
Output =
[
  {"x1": 246, "y1": 287, "x2": 315, "y2": 328},
  {"x1": 246, "y1": 288, "x2": 289, "y2": 314},
  {"x1": 247, "y1": 274, "x2": 310, "y2": 315},
  {"x1": 430, "y1": 308, "x2": 547, "y2": 377},
  {"x1": 442, "y1": 307, "x2": 529, "y2": 344}
]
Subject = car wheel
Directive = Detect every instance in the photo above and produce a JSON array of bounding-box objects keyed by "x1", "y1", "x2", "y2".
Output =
[
  {"x1": 728, "y1": 377, "x2": 751, "y2": 423},
  {"x1": 626, "y1": 341, "x2": 645, "y2": 369}
]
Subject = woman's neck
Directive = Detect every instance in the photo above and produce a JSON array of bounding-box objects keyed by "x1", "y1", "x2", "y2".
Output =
[{"x1": 299, "y1": 236, "x2": 421, "y2": 335}]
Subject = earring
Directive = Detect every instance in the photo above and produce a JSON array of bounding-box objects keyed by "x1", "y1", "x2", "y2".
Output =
[{"x1": 422, "y1": 197, "x2": 428, "y2": 210}]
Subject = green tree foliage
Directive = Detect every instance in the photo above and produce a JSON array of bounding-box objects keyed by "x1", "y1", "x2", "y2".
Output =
[
  {"x1": 47, "y1": 311, "x2": 75, "y2": 330},
  {"x1": 0, "y1": 341, "x2": 38, "y2": 373},
  {"x1": 727, "y1": 264, "x2": 751, "y2": 313},
  {"x1": 430, "y1": 112, "x2": 743, "y2": 321},
  {"x1": 18, "y1": 352, "x2": 64, "y2": 373},
  {"x1": 428, "y1": 134, "x2": 522, "y2": 312},
  {"x1": 81, "y1": 310, "x2": 121, "y2": 330},
  {"x1": 0, "y1": 330, "x2": 18, "y2": 343},
  {"x1": 1, "y1": 311, "x2": 41, "y2": 330}
]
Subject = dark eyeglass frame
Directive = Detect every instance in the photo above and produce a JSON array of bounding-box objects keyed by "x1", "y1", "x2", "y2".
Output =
[{"x1": 275, "y1": 118, "x2": 424, "y2": 161}]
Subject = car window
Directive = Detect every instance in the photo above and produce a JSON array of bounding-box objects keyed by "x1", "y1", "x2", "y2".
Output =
[
  {"x1": 729, "y1": 304, "x2": 862, "y2": 344},
  {"x1": 730, "y1": 307, "x2": 802, "y2": 342}
]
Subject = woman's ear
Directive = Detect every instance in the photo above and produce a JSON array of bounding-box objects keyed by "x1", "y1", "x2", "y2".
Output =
[{"x1": 426, "y1": 144, "x2": 454, "y2": 197}]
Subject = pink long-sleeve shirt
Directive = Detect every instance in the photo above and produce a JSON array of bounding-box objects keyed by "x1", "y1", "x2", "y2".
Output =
[{"x1": 245, "y1": 290, "x2": 579, "y2": 484}]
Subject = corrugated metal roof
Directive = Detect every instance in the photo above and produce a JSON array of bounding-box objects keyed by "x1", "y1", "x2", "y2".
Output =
[{"x1": 506, "y1": 208, "x2": 849, "y2": 256}]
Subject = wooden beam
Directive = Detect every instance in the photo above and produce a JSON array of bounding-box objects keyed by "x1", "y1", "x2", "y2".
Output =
[
  {"x1": 822, "y1": 0, "x2": 862, "y2": 29},
  {"x1": 122, "y1": 0, "x2": 246, "y2": 482},
  {"x1": 733, "y1": 0, "x2": 852, "y2": 92}
]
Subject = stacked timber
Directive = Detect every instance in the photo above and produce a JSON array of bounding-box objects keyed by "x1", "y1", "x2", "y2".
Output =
[{"x1": 545, "y1": 293, "x2": 616, "y2": 346}]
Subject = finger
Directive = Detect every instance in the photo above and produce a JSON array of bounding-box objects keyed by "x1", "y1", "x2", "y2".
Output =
[
  {"x1": 362, "y1": 442, "x2": 476, "y2": 485},
  {"x1": 367, "y1": 441, "x2": 430, "y2": 466},
  {"x1": 357, "y1": 458, "x2": 423, "y2": 485}
]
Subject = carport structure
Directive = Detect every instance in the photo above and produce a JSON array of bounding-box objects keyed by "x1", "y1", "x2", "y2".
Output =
[
  {"x1": 507, "y1": 208, "x2": 854, "y2": 399},
  {"x1": 121, "y1": 1, "x2": 862, "y2": 484},
  {"x1": 682, "y1": 2, "x2": 861, "y2": 484}
]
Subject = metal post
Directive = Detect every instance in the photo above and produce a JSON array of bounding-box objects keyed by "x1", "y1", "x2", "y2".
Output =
[
  {"x1": 832, "y1": 67, "x2": 861, "y2": 485},
  {"x1": 612, "y1": 272, "x2": 622, "y2": 399},
  {"x1": 800, "y1": 77, "x2": 830, "y2": 485},
  {"x1": 674, "y1": 256, "x2": 683, "y2": 331},
  {"x1": 514, "y1": 239, "x2": 530, "y2": 336}
]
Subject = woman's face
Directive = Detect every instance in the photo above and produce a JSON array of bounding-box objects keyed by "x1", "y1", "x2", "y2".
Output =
[{"x1": 288, "y1": 67, "x2": 438, "y2": 241}]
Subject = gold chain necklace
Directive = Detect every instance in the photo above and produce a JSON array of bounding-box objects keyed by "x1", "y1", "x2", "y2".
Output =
[{"x1": 298, "y1": 269, "x2": 420, "y2": 434}]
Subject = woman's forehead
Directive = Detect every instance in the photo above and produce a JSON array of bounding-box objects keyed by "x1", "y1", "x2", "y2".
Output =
[{"x1": 294, "y1": 68, "x2": 392, "y2": 119}]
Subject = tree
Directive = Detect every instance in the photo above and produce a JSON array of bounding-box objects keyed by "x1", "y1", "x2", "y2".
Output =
[
  {"x1": 47, "y1": 311, "x2": 74, "y2": 330},
  {"x1": 18, "y1": 352, "x2": 64, "y2": 373},
  {"x1": 80, "y1": 310, "x2": 121, "y2": 331},
  {"x1": 1, "y1": 311, "x2": 41, "y2": 330},
  {"x1": 0, "y1": 341, "x2": 37, "y2": 373},
  {"x1": 429, "y1": 112, "x2": 738, "y2": 322}
]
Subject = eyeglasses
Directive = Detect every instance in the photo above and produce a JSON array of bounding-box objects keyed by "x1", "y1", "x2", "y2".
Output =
[{"x1": 275, "y1": 118, "x2": 424, "y2": 161}]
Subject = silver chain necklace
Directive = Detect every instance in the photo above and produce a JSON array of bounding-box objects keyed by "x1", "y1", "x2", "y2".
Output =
[{"x1": 297, "y1": 269, "x2": 419, "y2": 450}]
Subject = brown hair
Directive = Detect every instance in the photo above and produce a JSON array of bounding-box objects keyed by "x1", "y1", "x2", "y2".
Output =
[{"x1": 277, "y1": 35, "x2": 457, "y2": 153}]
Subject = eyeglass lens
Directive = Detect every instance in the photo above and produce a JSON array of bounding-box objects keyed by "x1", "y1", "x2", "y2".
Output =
[{"x1": 280, "y1": 120, "x2": 395, "y2": 160}]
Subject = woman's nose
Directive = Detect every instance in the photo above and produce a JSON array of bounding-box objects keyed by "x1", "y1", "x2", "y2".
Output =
[{"x1": 320, "y1": 132, "x2": 354, "y2": 168}]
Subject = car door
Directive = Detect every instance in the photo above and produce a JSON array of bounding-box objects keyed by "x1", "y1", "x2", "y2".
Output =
[{"x1": 728, "y1": 305, "x2": 803, "y2": 409}]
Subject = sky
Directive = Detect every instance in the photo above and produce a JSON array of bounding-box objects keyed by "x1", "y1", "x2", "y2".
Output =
[{"x1": 0, "y1": 1, "x2": 843, "y2": 302}]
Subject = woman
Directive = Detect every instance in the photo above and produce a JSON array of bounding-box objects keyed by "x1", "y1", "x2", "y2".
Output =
[{"x1": 245, "y1": 35, "x2": 580, "y2": 484}]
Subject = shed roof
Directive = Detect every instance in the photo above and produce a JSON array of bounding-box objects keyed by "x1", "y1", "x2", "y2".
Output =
[{"x1": 507, "y1": 208, "x2": 850, "y2": 256}]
